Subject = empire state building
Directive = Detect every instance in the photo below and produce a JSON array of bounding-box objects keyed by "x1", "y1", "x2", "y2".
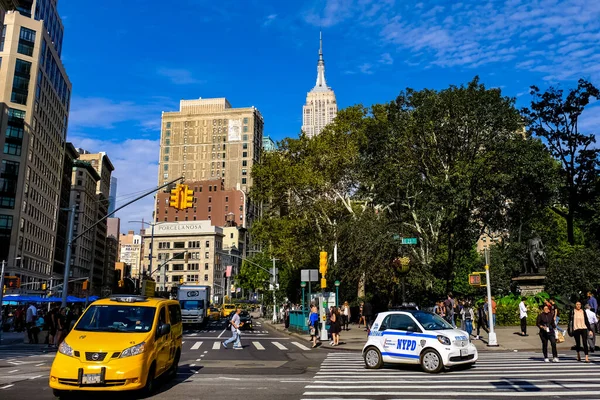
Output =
[{"x1": 301, "y1": 33, "x2": 338, "y2": 139}]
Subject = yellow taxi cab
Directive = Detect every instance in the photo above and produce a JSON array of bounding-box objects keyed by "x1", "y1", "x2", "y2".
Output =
[
  {"x1": 208, "y1": 307, "x2": 221, "y2": 321},
  {"x1": 221, "y1": 303, "x2": 236, "y2": 318},
  {"x1": 49, "y1": 295, "x2": 182, "y2": 397}
]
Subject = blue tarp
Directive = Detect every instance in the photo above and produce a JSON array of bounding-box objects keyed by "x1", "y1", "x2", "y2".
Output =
[{"x1": 1, "y1": 295, "x2": 94, "y2": 305}]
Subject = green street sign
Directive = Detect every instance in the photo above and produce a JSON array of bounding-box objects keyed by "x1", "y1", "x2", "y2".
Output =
[
  {"x1": 393, "y1": 234, "x2": 400, "y2": 240},
  {"x1": 401, "y1": 238, "x2": 418, "y2": 245}
]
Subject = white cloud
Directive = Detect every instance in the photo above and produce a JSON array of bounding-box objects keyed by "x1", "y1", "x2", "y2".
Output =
[
  {"x1": 379, "y1": 52, "x2": 394, "y2": 65},
  {"x1": 68, "y1": 135, "x2": 160, "y2": 234},
  {"x1": 359, "y1": 63, "x2": 374, "y2": 74},
  {"x1": 263, "y1": 14, "x2": 277, "y2": 26},
  {"x1": 157, "y1": 68, "x2": 205, "y2": 85}
]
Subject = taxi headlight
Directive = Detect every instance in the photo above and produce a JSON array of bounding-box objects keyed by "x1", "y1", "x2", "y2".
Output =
[
  {"x1": 120, "y1": 342, "x2": 146, "y2": 358},
  {"x1": 58, "y1": 341, "x2": 74, "y2": 357},
  {"x1": 437, "y1": 335, "x2": 451, "y2": 346}
]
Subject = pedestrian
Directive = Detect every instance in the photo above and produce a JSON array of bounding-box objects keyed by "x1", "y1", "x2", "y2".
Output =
[
  {"x1": 363, "y1": 301, "x2": 373, "y2": 331},
  {"x1": 341, "y1": 301, "x2": 351, "y2": 331},
  {"x1": 444, "y1": 293, "x2": 455, "y2": 327},
  {"x1": 461, "y1": 301, "x2": 474, "y2": 337},
  {"x1": 329, "y1": 306, "x2": 341, "y2": 346},
  {"x1": 519, "y1": 297, "x2": 528, "y2": 336},
  {"x1": 537, "y1": 304, "x2": 559, "y2": 363},
  {"x1": 25, "y1": 302, "x2": 38, "y2": 344},
  {"x1": 222, "y1": 308, "x2": 244, "y2": 349},
  {"x1": 358, "y1": 302, "x2": 365, "y2": 328},
  {"x1": 309, "y1": 305, "x2": 320, "y2": 348},
  {"x1": 491, "y1": 296, "x2": 497, "y2": 328},
  {"x1": 550, "y1": 298, "x2": 564, "y2": 333},
  {"x1": 55, "y1": 307, "x2": 67, "y2": 346},
  {"x1": 475, "y1": 303, "x2": 488, "y2": 340},
  {"x1": 587, "y1": 291, "x2": 598, "y2": 313},
  {"x1": 569, "y1": 301, "x2": 593, "y2": 362},
  {"x1": 284, "y1": 305, "x2": 290, "y2": 330},
  {"x1": 584, "y1": 304, "x2": 597, "y2": 353}
]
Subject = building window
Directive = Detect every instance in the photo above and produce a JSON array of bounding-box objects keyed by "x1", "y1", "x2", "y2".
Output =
[
  {"x1": 0, "y1": 214, "x2": 13, "y2": 229},
  {"x1": 242, "y1": 160, "x2": 247, "y2": 167},
  {"x1": 242, "y1": 178, "x2": 247, "y2": 184},
  {"x1": 11, "y1": 59, "x2": 32, "y2": 105},
  {"x1": 163, "y1": 156, "x2": 169, "y2": 161},
  {"x1": 204, "y1": 274, "x2": 209, "y2": 281},
  {"x1": 172, "y1": 264, "x2": 184, "y2": 271},
  {"x1": 205, "y1": 252, "x2": 209, "y2": 259},
  {"x1": 165, "y1": 130, "x2": 171, "y2": 137},
  {"x1": 0, "y1": 25, "x2": 6, "y2": 52},
  {"x1": 163, "y1": 164, "x2": 168, "y2": 171},
  {"x1": 243, "y1": 143, "x2": 248, "y2": 149},
  {"x1": 166, "y1": 122, "x2": 171, "y2": 128},
  {"x1": 243, "y1": 117, "x2": 248, "y2": 124},
  {"x1": 17, "y1": 27, "x2": 36, "y2": 57},
  {"x1": 242, "y1": 134, "x2": 248, "y2": 141},
  {"x1": 243, "y1": 126, "x2": 248, "y2": 132},
  {"x1": 205, "y1": 240, "x2": 210, "y2": 248},
  {"x1": 242, "y1": 169, "x2": 247, "y2": 176},
  {"x1": 3, "y1": 143, "x2": 21, "y2": 156},
  {"x1": 205, "y1": 263, "x2": 209, "y2": 270},
  {"x1": 242, "y1": 152, "x2": 247, "y2": 158},
  {"x1": 208, "y1": 197, "x2": 212, "y2": 203},
  {"x1": 0, "y1": 197, "x2": 15, "y2": 209}
]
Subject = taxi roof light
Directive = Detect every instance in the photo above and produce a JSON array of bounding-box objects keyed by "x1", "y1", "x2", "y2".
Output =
[{"x1": 109, "y1": 295, "x2": 148, "y2": 303}]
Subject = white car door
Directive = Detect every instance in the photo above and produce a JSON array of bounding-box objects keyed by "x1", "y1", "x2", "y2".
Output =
[{"x1": 379, "y1": 313, "x2": 423, "y2": 363}]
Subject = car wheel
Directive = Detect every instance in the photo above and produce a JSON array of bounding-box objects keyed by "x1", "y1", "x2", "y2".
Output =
[
  {"x1": 52, "y1": 389, "x2": 71, "y2": 399},
  {"x1": 420, "y1": 349, "x2": 443, "y2": 373},
  {"x1": 364, "y1": 347, "x2": 383, "y2": 369},
  {"x1": 142, "y1": 364, "x2": 156, "y2": 396}
]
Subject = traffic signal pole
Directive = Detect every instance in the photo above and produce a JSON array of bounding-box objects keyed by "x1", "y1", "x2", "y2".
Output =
[
  {"x1": 60, "y1": 177, "x2": 183, "y2": 308},
  {"x1": 0, "y1": 260, "x2": 6, "y2": 344}
]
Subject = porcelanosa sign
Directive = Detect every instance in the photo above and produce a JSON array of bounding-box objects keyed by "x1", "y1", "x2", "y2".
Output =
[{"x1": 154, "y1": 222, "x2": 213, "y2": 235}]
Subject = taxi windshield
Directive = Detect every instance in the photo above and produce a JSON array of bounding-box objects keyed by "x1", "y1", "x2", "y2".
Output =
[
  {"x1": 413, "y1": 311, "x2": 454, "y2": 330},
  {"x1": 75, "y1": 305, "x2": 156, "y2": 333}
]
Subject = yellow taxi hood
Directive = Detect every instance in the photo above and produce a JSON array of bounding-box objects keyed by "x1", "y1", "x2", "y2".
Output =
[{"x1": 65, "y1": 330, "x2": 151, "y2": 353}]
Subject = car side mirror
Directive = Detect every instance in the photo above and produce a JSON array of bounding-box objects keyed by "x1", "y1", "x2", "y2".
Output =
[
  {"x1": 379, "y1": 325, "x2": 387, "y2": 331},
  {"x1": 407, "y1": 325, "x2": 421, "y2": 333},
  {"x1": 159, "y1": 323, "x2": 171, "y2": 337}
]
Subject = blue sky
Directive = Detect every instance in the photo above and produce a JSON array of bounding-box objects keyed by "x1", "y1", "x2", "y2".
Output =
[{"x1": 60, "y1": 0, "x2": 600, "y2": 232}]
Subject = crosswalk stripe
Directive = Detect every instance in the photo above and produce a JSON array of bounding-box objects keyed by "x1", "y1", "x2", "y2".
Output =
[
  {"x1": 291, "y1": 341, "x2": 311, "y2": 351},
  {"x1": 272, "y1": 342, "x2": 288, "y2": 350},
  {"x1": 212, "y1": 342, "x2": 221, "y2": 350},
  {"x1": 253, "y1": 342, "x2": 265, "y2": 350},
  {"x1": 191, "y1": 341, "x2": 202, "y2": 350}
]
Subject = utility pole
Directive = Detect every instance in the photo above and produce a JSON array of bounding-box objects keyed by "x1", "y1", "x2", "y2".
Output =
[
  {"x1": 0, "y1": 260, "x2": 6, "y2": 344},
  {"x1": 485, "y1": 249, "x2": 498, "y2": 347},
  {"x1": 61, "y1": 205, "x2": 76, "y2": 308},
  {"x1": 272, "y1": 257, "x2": 277, "y2": 324}
]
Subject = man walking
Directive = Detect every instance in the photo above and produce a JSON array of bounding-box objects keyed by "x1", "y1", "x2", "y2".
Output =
[
  {"x1": 222, "y1": 308, "x2": 244, "y2": 349},
  {"x1": 519, "y1": 297, "x2": 528, "y2": 336},
  {"x1": 587, "y1": 292, "x2": 597, "y2": 313},
  {"x1": 585, "y1": 304, "x2": 598, "y2": 352},
  {"x1": 444, "y1": 293, "x2": 455, "y2": 328},
  {"x1": 25, "y1": 302, "x2": 38, "y2": 344},
  {"x1": 363, "y1": 301, "x2": 373, "y2": 331}
]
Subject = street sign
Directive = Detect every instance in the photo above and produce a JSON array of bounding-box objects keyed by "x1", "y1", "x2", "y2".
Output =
[
  {"x1": 393, "y1": 234, "x2": 400, "y2": 240},
  {"x1": 301, "y1": 269, "x2": 319, "y2": 282},
  {"x1": 401, "y1": 238, "x2": 418, "y2": 245}
]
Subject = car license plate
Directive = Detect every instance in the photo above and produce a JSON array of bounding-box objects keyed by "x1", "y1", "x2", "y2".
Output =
[
  {"x1": 460, "y1": 349, "x2": 468, "y2": 357},
  {"x1": 82, "y1": 374, "x2": 102, "y2": 384}
]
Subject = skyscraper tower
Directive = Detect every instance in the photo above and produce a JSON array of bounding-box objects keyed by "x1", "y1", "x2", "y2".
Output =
[
  {"x1": 0, "y1": 1, "x2": 72, "y2": 292},
  {"x1": 301, "y1": 32, "x2": 338, "y2": 139}
]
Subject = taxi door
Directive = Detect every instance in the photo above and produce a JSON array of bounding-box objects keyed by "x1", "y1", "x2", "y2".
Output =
[
  {"x1": 155, "y1": 306, "x2": 171, "y2": 374},
  {"x1": 381, "y1": 314, "x2": 422, "y2": 363}
]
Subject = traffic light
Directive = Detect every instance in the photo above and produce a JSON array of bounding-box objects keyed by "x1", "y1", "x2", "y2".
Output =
[
  {"x1": 179, "y1": 278, "x2": 184, "y2": 284},
  {"x1": 82, "y1": 280, "x2": 89, "y2": 290},
  {"x1": 41, "y1": 283, "x2": 47, "y2": 291},
  {"x1": 5, "y1": 276, "x2": 20, "y2": 289},
  {"x1": 319, "y1": 251, "x2": 328, "y2": 275},
  {"x1": 182, "y1": 185, "x2": 194, "y2": 209},
  {"x1": 169, "y1": 184, "x2": 182, "y2": 209}
]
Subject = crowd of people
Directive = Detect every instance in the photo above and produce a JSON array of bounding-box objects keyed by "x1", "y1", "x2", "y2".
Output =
[{"x1": 1, "y1": 302, "x2": 82, "y2": 347}]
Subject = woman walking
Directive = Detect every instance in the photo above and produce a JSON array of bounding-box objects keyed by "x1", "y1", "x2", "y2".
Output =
[
  {"x1": 330, "y1": 307, "x2": 341, "y2": 346},
  {"x1": 341, "y1": 301, "x2": 351, "y2": 331},
  {"x1": 537, "y1": 304, "x2": 559, "y2": 363},
  {"x1": 309, "y1": 305, "x2": 320, "y2": 348},
  {"x1": 461, "y1": 301, "x2": 474, "y2": 337},
  {"x1": 358, "y1": 302, "x2": 365, "y2": 328},
  {"x1": 569, "y1": 301, "x2": 593, "y2": 362}
]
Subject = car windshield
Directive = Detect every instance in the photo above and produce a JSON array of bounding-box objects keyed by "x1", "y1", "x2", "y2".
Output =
[
  {"x1": 240, "y1": 311, "x2": 250, "y2": 317},
  {"x1": 180, "y1": 300, "x2": 204, "y2": 310},
  {"x1": 413, "y1": 311, "x2": 454, "y2": 330},
  {"x1": 75, "y1": 305, "x2": 156, "y2": 333}
]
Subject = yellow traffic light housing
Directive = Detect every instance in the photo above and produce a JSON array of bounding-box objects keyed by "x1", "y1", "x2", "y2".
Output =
[
  {"x1": 182, "y1": 185, "x2": 194, "y2": 209},
  {"x1": 82, "y1": 280, "x2": 89, "y2": 290},
  {"x1": 41, "y1": 283, "x2": 47, "y2": 291},
  {"x1": 169, "y1": 184, "x2": 182, "y2": 209},
  {"x1": 179, "y1": 278, "x2": 184, "y2": 284},
  {"x1": 320, "y1": 278, "x2": 327, "y2": 289},
  {"x1": 319, "y1": 251, "x2": 328, "y2": 275}
]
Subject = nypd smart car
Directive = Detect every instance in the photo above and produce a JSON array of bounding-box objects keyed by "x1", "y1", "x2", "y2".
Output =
[{"x1": 363, "y1": 310, "x2": 478, "y2": 373}]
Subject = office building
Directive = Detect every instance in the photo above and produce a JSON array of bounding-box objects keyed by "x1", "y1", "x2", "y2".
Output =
[
  {"x1": 262, "y1": 135, "x2": 276, "y2": 152},
  {"x1": 140, "y1": 221, "x2": 224, "y2": 301},
  {"x1": 53, "y1": 142, "x2": 77, "y2": 277},
  {"x1": 119, "y1": 230, "x2": 142, "y2": 279},
  {"x1": 154, "y1": 179, "x2": 248, "y2": 228},
  {"x1": 0, "y1": 1, "x2": 71, "y2": 292},
  {"x1": 301, "y1": 32, "x2": 337, "y2": 139},
  {"x1": 158, "y1": 97, "x2": 263, "y2": 194},
  {"x1": 108, "y1": 176, "x2": 117, "y2": 214}
]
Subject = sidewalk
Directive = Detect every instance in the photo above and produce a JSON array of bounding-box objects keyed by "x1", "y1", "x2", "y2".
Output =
[
  {"x1": 0, "y1": 330, "x2": 53, "y2": 350},
  {"x1": 263, "y1": 319, "x2": 587, "y2": 352}
]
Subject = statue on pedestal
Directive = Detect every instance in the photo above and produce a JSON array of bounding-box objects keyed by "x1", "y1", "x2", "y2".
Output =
[{"x1": 524, "y1": 234, "x2": 546, "y2": 274}]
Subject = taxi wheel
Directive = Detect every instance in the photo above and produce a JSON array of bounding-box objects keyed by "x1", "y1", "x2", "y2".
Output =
[
  {"x1": 52, "y1": 389, "x2": 72, "y2": 399},
  {"x1": 420, "y1": 349, "x2": 443, "y2": 373},
  {"x1": 168, "y1": 350, "x2": 180, "y2": 380},
  {"x1": 363, "y1": 347, "x2": 383, "y2": 369},
  {"x1": 142, "y1": 364, "x2": 156, "y2": 396}
]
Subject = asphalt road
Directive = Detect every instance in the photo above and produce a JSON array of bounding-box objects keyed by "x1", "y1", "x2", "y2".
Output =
[{"x1": 0, "y1": 317, "x2": 327, "y2": 400}]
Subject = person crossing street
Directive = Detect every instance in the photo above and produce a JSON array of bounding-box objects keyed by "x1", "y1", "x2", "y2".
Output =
[{"x1": 222, "y1": 308, "x2": 244, "y2": 349}]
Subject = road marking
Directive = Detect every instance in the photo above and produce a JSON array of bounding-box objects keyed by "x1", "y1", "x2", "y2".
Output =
[
  {"x1": 29, "y1": 375, "x2": 43, "y2": 380},
  {"x1": 252, "y1": 342, "x2": 265, "y2": 350},
  {"x1": 218, "y1": 328, "x2": 227, "y2": 338},
  {"x1": 291, "y1": 341, "x2": 311, "y2": 351},
  {"x1": 212, "y1": 342, "x2": 221, "y2": 350},
  {"x1": 303, "y1": 391, "x2": 600, "y2": 397},
  {"x1": 189, "y1": 333, "x2": 197, "y2": 336},
  {"x1": 8, "y1": 370, "x2": 19, "y2": 373},
  {"x1": 0, "y1": 384, "x2": 14, "y2": 390},
  {"x1": 35, "y1": 363, "x2": 44, "y2": 366},
  {"x1": 191, "y1": 341, "x2": 203, "y2": 350},
  {"x1": 203, "y1": 350, "x2": 208, "y2": 353},
  {"x1": 272, "y1": 342, "x2": 288, "y2": 350}
]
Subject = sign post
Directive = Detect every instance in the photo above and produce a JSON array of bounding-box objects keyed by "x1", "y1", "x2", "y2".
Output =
[{"x1": 484, "y1": 249, "x2": 498, "y2": 347}]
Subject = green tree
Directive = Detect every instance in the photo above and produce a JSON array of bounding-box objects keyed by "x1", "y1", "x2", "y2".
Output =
[
  {"x1": 235, "y1": 253, "x2": 271, "y2": 292},
  {"x1": 522, "y1": 79, "x2": 600, "y2": 245}
]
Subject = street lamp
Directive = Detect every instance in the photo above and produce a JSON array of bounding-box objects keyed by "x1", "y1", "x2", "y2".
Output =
[
  {"x1": 334, "y1": 280, "x2": 340, "y2": 308},
  {"x1": 129, "y1": 220, "x2": 168, "y2": 279},
  {"x1": 301, "y1": 281, "x2": 307, "y2": 319}
]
